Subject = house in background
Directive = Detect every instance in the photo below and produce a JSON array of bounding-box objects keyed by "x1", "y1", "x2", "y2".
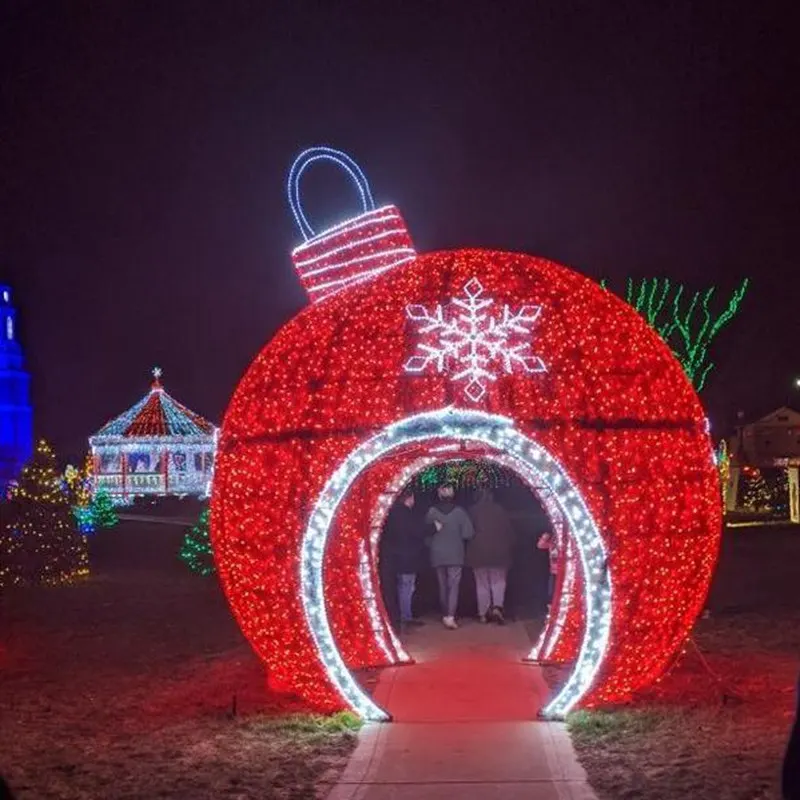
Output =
[
  {"x1": 727, "y1": 406, "x2": 800, "y2": 522},
  {"x1": 0, "y1": 285, "x2": 33, "y2": 493}
]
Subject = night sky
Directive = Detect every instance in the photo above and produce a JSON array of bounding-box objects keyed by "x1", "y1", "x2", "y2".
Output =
[{"x1": 1, "y1": 2, "x2": 798, "y2": 460}]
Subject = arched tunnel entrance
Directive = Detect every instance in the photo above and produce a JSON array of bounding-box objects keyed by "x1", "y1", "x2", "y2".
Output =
[
  {"x1": 355, "y1": 453, "x2": 583, "y2": 722},
  {"x1": 300, "y1": 408, "x2": 612, "y2": 721}
]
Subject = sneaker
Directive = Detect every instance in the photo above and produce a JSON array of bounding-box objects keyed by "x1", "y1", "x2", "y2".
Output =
[
  {"x1": 443, "y1": 616, "x2": 458, "y2": 629},
  {"x1": 478, "y1": 614, "x2": 488, "y2": 624},
  {"x1": 492, "y1": 606, "x2": 506, "y2": 626}
]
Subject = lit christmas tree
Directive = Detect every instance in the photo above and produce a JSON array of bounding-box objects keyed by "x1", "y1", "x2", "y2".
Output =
[
  {"x1": 179, "y1": 508, "x2": 215, "y2": 575},
  {"x1": 91, "y1": 489, "x2": 119, "y2": 529},
  {"x1": 0, "y1": 440, "x2": 89, "y2": 587},
  {"x1": 740, "y1": 468, "x2": 772, "y2": 512}
]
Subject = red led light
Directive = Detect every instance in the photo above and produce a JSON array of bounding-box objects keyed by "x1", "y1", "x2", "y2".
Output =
[{"x1": 211, "y1": 245, "x2": 722, "y2": 717}]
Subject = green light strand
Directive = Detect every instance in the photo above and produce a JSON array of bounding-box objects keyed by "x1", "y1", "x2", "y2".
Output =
[
  {"x1": 179, "y1": 508, "x2": 215, "y2": 576},
  {"x1": 601, "y1": 277, "x2": 749, "y2": 392}
]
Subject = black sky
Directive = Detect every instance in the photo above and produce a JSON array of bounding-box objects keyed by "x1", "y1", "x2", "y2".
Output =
[{"x1": 1, "y1": 1, "x2": 798, "y2": 460}]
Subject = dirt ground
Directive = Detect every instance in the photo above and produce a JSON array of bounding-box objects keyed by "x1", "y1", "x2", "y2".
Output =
[
  {"x1": 3, "y1": 518, "x2": 798, "y2": 800},
  {"x1": 0, "y1": 521, "x2": 358, "y2": 800},
  {"x1": 568, "y1": 526, "x2": 800, "y2": 800}
]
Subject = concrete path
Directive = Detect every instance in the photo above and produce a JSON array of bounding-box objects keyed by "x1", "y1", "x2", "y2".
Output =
[{"x1": 327, "y1": 617, "x2": 597, "y2": 799}]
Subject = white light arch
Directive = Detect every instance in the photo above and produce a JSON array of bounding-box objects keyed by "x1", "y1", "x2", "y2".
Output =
[
  {"x1": 364, "y1": 450, "x2": 578, "y2": 671},
  {"x1": 299, "y1": 407, "x2": 613, "y2": 721}
]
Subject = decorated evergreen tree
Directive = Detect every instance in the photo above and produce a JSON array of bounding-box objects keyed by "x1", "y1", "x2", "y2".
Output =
[
  {"x1": 0, "y1": 440, "x2": 89, "y2": 587},
  {"x1": 91, "y1": 489, "x2": 119, "y2": 529},
  {"x1": 179, "y1": 508, "x2": 215, "y2": 575},
  {"x1": 740, "y1": 468, "x2": 772, "y2": 513}
]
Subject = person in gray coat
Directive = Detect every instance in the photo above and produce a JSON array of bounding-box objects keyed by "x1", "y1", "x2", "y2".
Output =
[
  {"x1": 425, "y1": 484, "x2": 475, "y2": 629},
  {"x1": 467, "y1": 488, "x2": 515, "y2": 624}
]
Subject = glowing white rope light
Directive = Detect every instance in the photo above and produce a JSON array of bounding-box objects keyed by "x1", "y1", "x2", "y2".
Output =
[
  {"x1": 525, "y1": 489, "x2": 572, "y2": 661},
  {"x1": 404, "y1": 278, "x2": 547, "y2": 402},
  {"x1": 307, "y1": 255, "x2": 416, "y2": 299},
  {"x1": 300, "y1": 407, "x2": 612, "y2": 721},
  {"x1": 294, "y1": 216, "x2": 406, "y2": 267},
  {"x1": 303, "y1": 247, "x2": 417, "y2": 281},
  {"x1": 357, "y1": 541, "x2": 396, "y2": 663},
  {"x1": 543, "y1": 539, "x2": 577, "y2": 661},
  {"x1": 287, "y1": 147, "x2": 375, "y2": 241},
  {"x1": 527, "y1": 537, "x2": 577, "y2": 662}
]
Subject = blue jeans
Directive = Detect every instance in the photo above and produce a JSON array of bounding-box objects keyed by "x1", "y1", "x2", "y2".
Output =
[
  {"x1": 397, "y1": 573, "x2": 417, "y2": 622},
  {"x1": 436, "y1": 566, "x2": 463, "y2": 617}
]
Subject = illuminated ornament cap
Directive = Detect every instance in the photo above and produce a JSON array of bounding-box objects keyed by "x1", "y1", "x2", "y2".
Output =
[
  {"x1": 288, "y1": 147, "x2": 416, "y2": 302},
  {"x1": 93, "y1": 367, "x2": 214, "y2": 438}
]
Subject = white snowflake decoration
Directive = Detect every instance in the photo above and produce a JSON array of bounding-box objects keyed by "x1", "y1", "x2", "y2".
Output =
[{"x1": 404, "y1": 277, "x2": 546, "y2": 402}]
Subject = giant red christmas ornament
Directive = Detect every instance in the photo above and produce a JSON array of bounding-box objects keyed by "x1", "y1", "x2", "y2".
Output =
[{"x1": 211, "y1": 147, "x2": 722, "y2": 721}]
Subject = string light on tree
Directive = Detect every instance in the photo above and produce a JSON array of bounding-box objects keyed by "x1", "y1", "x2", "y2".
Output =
[
  {"x1": 63, "y1": 459, "x2": 96, "y2": 534},
  {"x1": 601, "y1": 277, "x2": 749, "y2": 391},
  {"x1": 0, "y1": 439, "x2": 88, "y2": 588},
  {"x1": 210, "y1": 146, "x2": 722, "y2": 722},
  {"x1": 91, "y1": 490, "x2": 119, "y2": 529},
  {"x1": 179, "y1": 508, "x2": 215, "y2": 576}
]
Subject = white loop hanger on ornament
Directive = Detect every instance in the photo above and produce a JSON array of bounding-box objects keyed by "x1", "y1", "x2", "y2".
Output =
[{"x1": 287, "y1": 146, "x2": 376, "y2": 241}]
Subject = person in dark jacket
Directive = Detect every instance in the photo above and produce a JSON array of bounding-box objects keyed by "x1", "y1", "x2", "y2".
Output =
[
  {"x1": 784, "y1": 670, "x2": 800, "y2": 799},
  {"x1": 425, "y1": 484, "x2": 475, "y2": 629},
  {"x1": 537, "y1": 528, "x2": 562, "y2": 608},
  {"x1": 381, "y1": 489, "x2": 426, "y2": 628},
  {"x1": 467, "y1": 488, "x2": 515, "y2": 624}
]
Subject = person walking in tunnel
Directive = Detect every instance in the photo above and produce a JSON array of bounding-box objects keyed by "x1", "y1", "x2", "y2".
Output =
[
  {"x1": 468, "y1": 487, "x2": 515, "y2": 624},
  {"x1": 381, "y1": 488, "x2": 427, "y2": 630},
  {"x1": 426, "y1": 483, "x2": 474, "y2": 629},
  {"x1": 537, "y1": 528, "x2": 562, "y2": 609}
]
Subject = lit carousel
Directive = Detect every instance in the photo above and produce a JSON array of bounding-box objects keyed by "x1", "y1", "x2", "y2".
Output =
[{"x1": 89, "y1": 368, "x2": 217, "y2": 504}]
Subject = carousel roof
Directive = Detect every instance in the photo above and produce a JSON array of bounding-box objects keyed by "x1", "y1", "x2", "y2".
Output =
[{"x1": 92, "y1": 368, "x2": 215, "y2": 441}]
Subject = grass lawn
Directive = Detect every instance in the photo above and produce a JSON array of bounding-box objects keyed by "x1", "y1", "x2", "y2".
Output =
[
  {"x1": 568, "y1": 526, "x2": 800, "y2": 800},
  {"x1": 0, "y1": 521, "x2": 360, "y2": 800}
]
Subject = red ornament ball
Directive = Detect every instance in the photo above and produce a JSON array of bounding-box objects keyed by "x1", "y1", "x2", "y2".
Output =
[{"x1": 211, "y1": 246, "x2": 721, "y2": 719}]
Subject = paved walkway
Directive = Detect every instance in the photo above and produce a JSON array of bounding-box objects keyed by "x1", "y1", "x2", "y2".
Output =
[{"x1": 327, "y1": 617, "x2": 597, "y2": 799}]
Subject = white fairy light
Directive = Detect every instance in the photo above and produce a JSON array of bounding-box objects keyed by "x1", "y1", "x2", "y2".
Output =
[
  {"x1": 357, "y1": 541, "x2": 396, "y2": 663},
  {"x1": 296, "y1": 222, "x2": 409, "y2": 272},
  {"x1": 307, "y1": 250, "x2": 416, "y2": 296},
  {"x1": 404, "y1": 278, "x2": 546, "y2": 402},
  {"x1": 287, "y1": 147, "x2": 375, "y2": 241}
]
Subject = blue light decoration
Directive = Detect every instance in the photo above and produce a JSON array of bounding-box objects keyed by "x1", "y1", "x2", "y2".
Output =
[
  {"x1": 73, "y1": 504, "x2": 96, "y2": 535},
  {"x1": 0, "y1": 285, "x2": 33, "y2": 494}
]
